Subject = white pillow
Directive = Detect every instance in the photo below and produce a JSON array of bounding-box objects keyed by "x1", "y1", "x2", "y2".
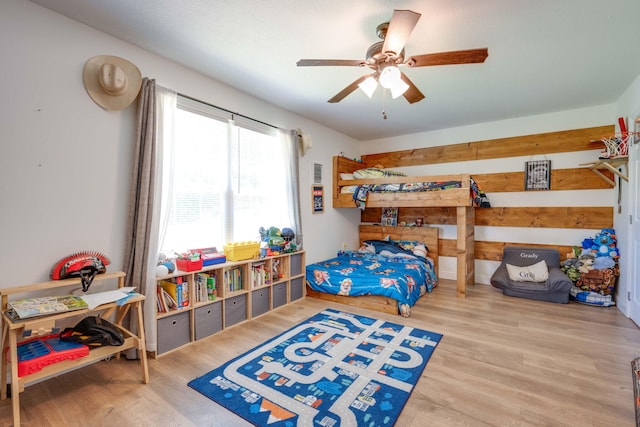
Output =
[
  {"x1": 413, "y1": 243, "x2": 427, "y2": 258},
  {"x1": 506, "y1": 260, "x2": 549, "y2": 282},
  {"x1": 352, "y1": 168, "x2": 407, "y2": 179},
  {"x1": 380, "y1": 250, "x2": 415, "y2": 259},
  {"x1": 340, "y1": 185, "x2": 358, "y2": 193},
  {"x1": 340, "y1": 173, "x2": 354, "y2": 180},
  {"x1": 359, "y1": 243, "x2": 375, "y2": 253}
]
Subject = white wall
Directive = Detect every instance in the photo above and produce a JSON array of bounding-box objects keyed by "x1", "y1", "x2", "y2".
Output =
[
  {"x1": 362, "y1": 105, "x2": 617, "y2": 284},
  {"x1": 0, "y1": 0, "x2": 360, "y2": 289},
  {"x1": 613, "y1": 74, "x2": 640, "y2": 315}
]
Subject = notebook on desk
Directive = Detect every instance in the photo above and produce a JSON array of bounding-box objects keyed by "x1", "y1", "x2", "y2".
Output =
[{"x1": 7, "y1": 295, "x2": 88, "y2": 320}]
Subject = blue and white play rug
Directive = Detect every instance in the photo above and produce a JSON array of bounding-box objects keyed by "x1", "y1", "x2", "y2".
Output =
[{"x1": 188, "y1": 308, "x2": 442, "y2": 426}]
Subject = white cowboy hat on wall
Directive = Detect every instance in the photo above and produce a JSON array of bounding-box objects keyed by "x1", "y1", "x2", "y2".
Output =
[{"x1": 83, "y1": 55, "x2": 142, "y2": 111}]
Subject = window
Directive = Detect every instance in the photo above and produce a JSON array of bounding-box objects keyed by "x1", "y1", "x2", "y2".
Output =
[{"x1": 158, "y1": 96, "x2": 296, "y2": 254}]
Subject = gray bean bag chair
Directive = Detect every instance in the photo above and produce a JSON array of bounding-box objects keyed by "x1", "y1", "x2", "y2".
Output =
[{"x1": 490, "y1": 246, "x2": 572, "y2": 303}]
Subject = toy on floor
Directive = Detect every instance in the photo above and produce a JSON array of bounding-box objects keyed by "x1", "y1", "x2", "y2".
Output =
[{"x1": 562, "y1": 228, "x2": 620, "y2": 305}]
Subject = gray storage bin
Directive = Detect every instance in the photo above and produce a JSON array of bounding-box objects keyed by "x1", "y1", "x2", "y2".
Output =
[
  {"x1": 225, "y1": 294, "x2": 247, "y2": 327},
  {"x1": 194, "y1": 301, "x2": 222, "y2": 340},
  {"x1": 157, "y1": 310, "x2": 191, "y2": 354},
  {"x1": 272, "y1": 282, "x2": 287, "y2": 308},
  {"x1": 290, "y1": 253, "x2": 303, "y2": 276},
  {"x1": 290, "y1": 277, "x2": 304, "y2": 301},
  {"x1": 251, "y1": 288, "x2": 270, "y2": 317}
]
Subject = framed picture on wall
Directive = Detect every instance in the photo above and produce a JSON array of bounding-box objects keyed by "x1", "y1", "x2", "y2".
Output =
[
  {"x1": 381, "y1": 207, "x2": 398, "y2": 226},
  {"x1": 312, "y1": 185, "x2": 324, "y2": 213},
  {"x1": 524, "y1": 160, "x2": 551, "y2": 191},
  {"x1": 313, "y1": 163, "x2": 322, "y2": 184}
]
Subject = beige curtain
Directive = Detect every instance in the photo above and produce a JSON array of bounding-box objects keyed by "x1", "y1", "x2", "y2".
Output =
[
  {"x1": 124, "y1": 77, "x2": 157, "y2": 358},
  {"x1": 284, "y1": 129, "x2": 303, "y2": 249}
]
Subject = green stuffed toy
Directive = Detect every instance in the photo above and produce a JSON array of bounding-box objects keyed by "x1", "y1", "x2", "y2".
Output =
[
  {"x1": 560, "y1": 245, "x2": 582, "y2": 283},
  {"x1": 259, "y1": 226, "x2": 285, "y2": 249}
]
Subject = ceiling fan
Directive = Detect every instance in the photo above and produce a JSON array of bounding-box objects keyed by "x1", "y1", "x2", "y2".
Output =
[{"x1": 297, "y1": 9, "x2": 488, "y2": 104}]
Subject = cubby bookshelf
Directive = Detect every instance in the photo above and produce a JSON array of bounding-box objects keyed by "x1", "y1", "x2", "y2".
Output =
[{"x1": 152, "y1": 251, "x2": 305, "y2": 357}]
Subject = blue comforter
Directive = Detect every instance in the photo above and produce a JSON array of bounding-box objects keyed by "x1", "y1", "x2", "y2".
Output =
[{"x1": 305, "y1": 250, "x2": 437, "y2": 316}]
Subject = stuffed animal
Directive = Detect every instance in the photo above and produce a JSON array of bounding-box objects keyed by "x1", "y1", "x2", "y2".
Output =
[
  {"x1": 577, "y1": 252, "x2": 595, "y2": 274},
  {"x1": 581, "y1": 229, "x2": 620, "y2": 259},
  {"x1": 592, "y1": 228, "x2": 620, "y2": 259},
  {"x1": 259, "y1": 226, "x2": 285, "y2": 251},
  {"x1": 561, "y1": 257, "x2": 581, "y2": 282},
  {"x1": 593, "y1": 256, "x2": 615, "y2": 270},
  {"x1": 581, "y1": 238, "x2": 595, "y2": 252}
]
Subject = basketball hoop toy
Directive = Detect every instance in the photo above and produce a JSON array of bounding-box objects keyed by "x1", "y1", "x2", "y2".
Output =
[
  {"x1": 597, "y1": 117, "x2": 638, "y2": 159},
  {"x1": 597, "y1": 132, "x2": 637, "y2": 159}
]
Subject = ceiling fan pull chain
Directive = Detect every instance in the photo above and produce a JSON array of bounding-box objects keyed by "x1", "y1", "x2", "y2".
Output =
[{"x1": 382, "y1": 86, "x2": 388, "y2": 119}]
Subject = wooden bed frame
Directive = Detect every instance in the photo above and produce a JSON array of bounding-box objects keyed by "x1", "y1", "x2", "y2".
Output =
[
  {"x1": 306, "y1": 224, "x2": 440, "y2": 315},
  {"x1": 331, "y1": 155, "x2": 474, "y2": 297}
]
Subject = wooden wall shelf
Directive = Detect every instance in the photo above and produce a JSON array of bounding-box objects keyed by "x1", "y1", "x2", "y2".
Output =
[{"x1": 579, "y1": 157, "x2": 628, "y2": 186}]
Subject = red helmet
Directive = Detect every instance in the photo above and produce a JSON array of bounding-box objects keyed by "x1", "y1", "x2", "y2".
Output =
[{"x1": 51, "y1": 251, "x2": 110, "y2": 292}]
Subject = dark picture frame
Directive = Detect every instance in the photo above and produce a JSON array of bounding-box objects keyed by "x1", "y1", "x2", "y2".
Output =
[
  {"x1": 524, "y1": 160, "x2": 551, "y2": 191},
  {"x1": 312, "y1": 185, "x2": 324, "y2": 213}
]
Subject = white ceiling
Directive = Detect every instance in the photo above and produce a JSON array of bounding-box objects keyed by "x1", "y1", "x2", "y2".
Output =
[{"x1": 31, "y1": 0, "x2": 640, "y2": 141}]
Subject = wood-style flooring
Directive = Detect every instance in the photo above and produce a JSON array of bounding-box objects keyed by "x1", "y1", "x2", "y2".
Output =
[{"x1": 1, "y1": 280, "x2": 639, "y2": 426}]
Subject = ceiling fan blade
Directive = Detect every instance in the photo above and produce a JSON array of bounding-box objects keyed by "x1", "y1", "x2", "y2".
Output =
[
  {"x1": 297, "y1": 59, "x2": 365, "y2": 67},
  {"x1": 400, "y1": 72, "x2": 425, "y2": 104},
  {"x1": 406, "y1": 48, "x2": 489, "y2": 67},
  {"x1": 328, "y1": 74, "x2": 372, "y2": 103},
  {"x1": 382, "y1": 9, "x2": 421, "y2": 56}
]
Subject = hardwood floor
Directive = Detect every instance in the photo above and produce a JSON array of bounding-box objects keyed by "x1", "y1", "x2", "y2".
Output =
[{"x1": 1, "y1": 280, "x2": 639, "y2": 426}]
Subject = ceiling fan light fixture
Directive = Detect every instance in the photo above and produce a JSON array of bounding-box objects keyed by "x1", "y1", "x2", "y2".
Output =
[
  {"x1": 389, "y1": 78, "x2": 409, "y2": 98},
  {"x1": 378, "y1": 65, "x2": 401, "y2": 89},
  {"x1": 358, "y1": 76, "x2": 378, "y2": 98},
  {"x1": 297, "y1": 9, "x2": 487, "y2": 105}
]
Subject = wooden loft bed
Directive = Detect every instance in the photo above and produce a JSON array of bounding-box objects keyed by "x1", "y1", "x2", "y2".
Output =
[
  {"x1": 332, "y1": 155, "x2": 475, "y2": 297},
  {"x1": 306, "y1": 224, "x2": 440, "y2": 315}
]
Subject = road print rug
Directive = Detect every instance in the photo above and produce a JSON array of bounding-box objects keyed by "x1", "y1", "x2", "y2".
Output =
[{"x1": 188, "y1": 308, "x2": 442, "y2": 426}]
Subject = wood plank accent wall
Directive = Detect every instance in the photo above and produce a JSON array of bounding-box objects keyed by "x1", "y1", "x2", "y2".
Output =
[
  {"x1": 361, "y1": 125, "x2": 612, "y2": 168},
  {"x1": 359, "y1": 125, "x2": 615, "y2": 263},
  {"x1": 439, "y1": 239, "x2": 575, "y2": 262},
  {"x1": 361, "y1": 207, "x2": 613, "y2": 229},
  {"x1": 474, "y1": 168, "x2": 613, "y2": 192}
]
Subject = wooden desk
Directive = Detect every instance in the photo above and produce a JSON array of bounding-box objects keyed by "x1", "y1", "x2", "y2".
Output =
[{"x1": 0, "y1": 272, "x2": 149, "y2": 427}]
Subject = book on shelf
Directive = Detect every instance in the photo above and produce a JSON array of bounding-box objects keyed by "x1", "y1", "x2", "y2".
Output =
[
  {"x1": 225, "y1": 267, "x2": 243, "y2": 292},
  {"x1": 156, "y1": 286, "x2": 165, "y2": 312},
  {"x1": 195, "y1": 273, "x2": 207, "y2": 303},
  {"x1": 156, "y1": 286, "x2": 177, "y2": 313},
  {"x1": 7, "y1": 295, "x2": 89, "y2": 320},
  {"x1": 206, "y1": 275, "x2": 216, "y2": 301},
  {"x1": 251, "y1": 262, "x2": 268, "y2": 288},
  {"x1": 158, "y1": 279, "x2": 189, "y2": 308},
  {"x1": 195, "y1": 273, "x2": 216, "y2": 302}
]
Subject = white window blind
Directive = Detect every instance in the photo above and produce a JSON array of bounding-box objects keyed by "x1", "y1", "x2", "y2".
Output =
[{"x1": 158, "y1": 96, "x2": 294, "y2": 255}]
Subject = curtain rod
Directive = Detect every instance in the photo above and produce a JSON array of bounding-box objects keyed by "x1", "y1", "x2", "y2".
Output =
[{"x1": 178, "y1": 92, "x2": 284, "y2": 131}]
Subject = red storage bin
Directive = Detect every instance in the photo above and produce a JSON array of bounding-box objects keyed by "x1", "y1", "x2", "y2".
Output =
[{"x1": 176, "y1": 258, "x2": 203, "y2": 272}]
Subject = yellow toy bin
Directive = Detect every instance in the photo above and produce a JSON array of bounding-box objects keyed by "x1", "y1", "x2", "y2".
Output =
[{"x1": 224, "y1": 242, "x2": 260, "y2": 261}]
